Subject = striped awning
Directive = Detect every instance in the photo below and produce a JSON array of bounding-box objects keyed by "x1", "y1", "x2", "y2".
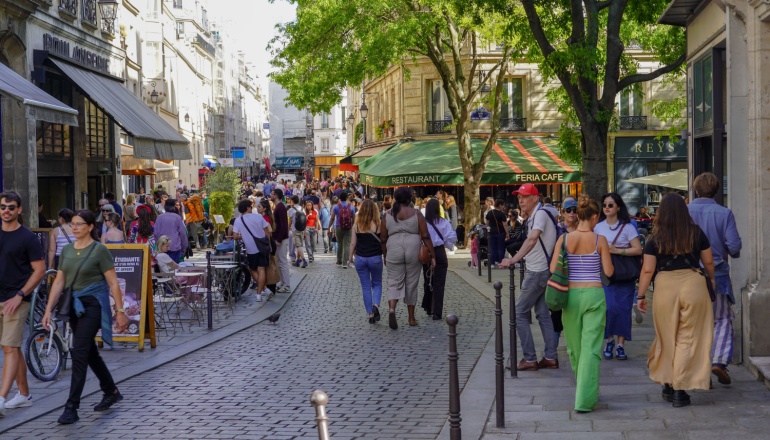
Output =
[{"x1": 358, "y1": 138, "x2": 581, "y2": 187}]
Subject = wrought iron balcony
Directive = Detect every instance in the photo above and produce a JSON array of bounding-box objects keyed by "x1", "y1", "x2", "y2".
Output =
[
  {"x1": 81, "y1": 0, "x2": 97, "y2": 26},
  {"x1": 500, "y1": 118, "x2": 527, "y2": 132},
  {"x1": 428, "y1": 120, "x2": 453, "y2": 134},
  {"x1": 620, "y1": 115, "x2": 647, "y2": 130},
  {"x1": 59, "y1": 0, "x2": 78, "y2": 17}
]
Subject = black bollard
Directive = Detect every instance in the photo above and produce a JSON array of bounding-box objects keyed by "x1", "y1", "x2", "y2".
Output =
[
  {"x1": 488, "y1": 249, "x2": 492, "y2": 283},
  {"x1": 478, "y1": 247, "x2": 482, "y2": 277},
  {"x1": 508, "y1": 266, "x2": 518, "y2": 378},
  {"x1": 494, "y1": 282, "x2": 505, "y2": 428},
  {"x1": 206, "y1": 251, "x2": 213, "y2": 329},
  {"x1": 446, "y1": 314, "x2": 462, "y2": 440}
]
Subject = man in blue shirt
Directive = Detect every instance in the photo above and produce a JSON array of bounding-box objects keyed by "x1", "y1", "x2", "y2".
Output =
[
  {"x1": 318, "y1": 200, "x2": 331, "y2": 253},
  {"x1": 688, "y1": 172, "x2": 742, "y2": 385}
]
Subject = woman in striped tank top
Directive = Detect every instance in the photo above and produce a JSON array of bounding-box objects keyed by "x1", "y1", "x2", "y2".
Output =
[{"x1": 550, "y1": 194, "x2": 614, "y2": 412}]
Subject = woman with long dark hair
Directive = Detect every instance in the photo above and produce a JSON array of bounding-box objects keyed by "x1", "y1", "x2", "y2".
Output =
[
  {"x1": 348, "y1": 200, "x2": 384, "y2": 324},
  {"x1": 48, "y1": 208, "x2": 76, "y2": 269},
  {"x1": 637, "y1": 193, "x2": 715, "y2": 408},
  {"x1": 595, "y1": 192, "x2": 643, "y2": 360},
  {"x1": 42, "y1": 210, "x2": 128, "y2": 424},
  {"x1": 421, "y1": 199, "x2": 457, "y2": 320},
  {"x1": 380, "y1": 188, "x2": 435, "y2": 329}
]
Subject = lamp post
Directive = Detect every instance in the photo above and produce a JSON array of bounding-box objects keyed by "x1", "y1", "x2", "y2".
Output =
[{"x1": 359, "y1": 92, "x2": 378, "y2": 146}]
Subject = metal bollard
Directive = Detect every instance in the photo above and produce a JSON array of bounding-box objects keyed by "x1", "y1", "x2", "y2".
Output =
[
  {"x1": 206, "y1": 251, "x2": 213, "y2": 329},
  {"x1": 478, "y1": 247, "x2": 483, "y2": 277},
  {"x1": 446, "y1": 314, "x2": 462, "y2": 440},
  {"x1": 310, "y1": 390, "x2": 330, "y2": 440},
  {"x1": 494, "y1": 282, "x2": 505, "y2": 428},
  {"x1": 488, "y1": 249, "x2": 492, "y2": 283},
  {"x1": 508, "y1": 266, "x2": 518, "y2": 377}
]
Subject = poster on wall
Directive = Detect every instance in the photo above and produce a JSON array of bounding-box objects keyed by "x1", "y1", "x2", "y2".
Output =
[{"x1": 97, "y1": 244, "x2": 156, "y2": 351}]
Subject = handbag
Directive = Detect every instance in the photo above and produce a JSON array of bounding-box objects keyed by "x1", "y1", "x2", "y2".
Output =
[
  {"x1": 418, "y1": 241, "x2": 432, "y2": 264},
  {"x1": 266, "y1": 255, "x2": 281, "y2": 285},
  {"x1": 609, "y1": 223, "x2": 642, "y2": 282},
  {"x1": 57, "y1": 242, "x2": 97, "y2": 321},
  {"x1": 545, "y1": 233, "x2": 569, "y2": 311},
  {"x1": 240, "y1": 217, "x2": 271, "y2": 255}
]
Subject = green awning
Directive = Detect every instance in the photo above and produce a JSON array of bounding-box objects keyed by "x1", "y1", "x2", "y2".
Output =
[{"x1": 358, "y1": 138, "x2": 581, "y2": 187}]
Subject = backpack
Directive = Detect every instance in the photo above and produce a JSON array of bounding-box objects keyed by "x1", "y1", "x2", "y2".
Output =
[
  {"x1": 294, "y1": 210, "x2": 307, "y2": 231},
  {"x1": 532, "y1": 206, "x2": 564, "y2": 264},
  {"x1": 339, "y1": 203, "x2": 354, "y2": 230}
]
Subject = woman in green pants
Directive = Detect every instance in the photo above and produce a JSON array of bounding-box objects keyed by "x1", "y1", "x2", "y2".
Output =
[{"x1": 550, "y1": 194, "x2": 614, "y2": 412}]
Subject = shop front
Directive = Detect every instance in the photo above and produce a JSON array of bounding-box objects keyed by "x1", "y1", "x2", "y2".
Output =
[
  {"x1": 314, "y1": 155, "x2": 345, "y2": 180},
  {"x1": 612, "y1": 135, "x2": 687, "y2": 214},
  {"x1": 273, "y1": 156, "x2": 304, "y2": 175}
]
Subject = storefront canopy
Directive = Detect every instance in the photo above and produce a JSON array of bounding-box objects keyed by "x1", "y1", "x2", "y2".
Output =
[
  {"x1": 203, "y1": 155, "x2": 218, "y2": 169},
  {"x1": 340, "y1": 144, "x2": 396, "y2": 171},
  {"x1": 0, "y1": 62, "x2": 78, "y2": 126},
  {"x1": 623, "y1": 169, "x2": 688, "y2": 191},
  {"x1": 120, "y1": 145, "x2": 179, "y2": 180},
  {"x1": 358, "y1": 138, "x2": 581, "y2": 187},
  {"x1": 50, "y1": 59, "x2": 191, "y2": 160}
]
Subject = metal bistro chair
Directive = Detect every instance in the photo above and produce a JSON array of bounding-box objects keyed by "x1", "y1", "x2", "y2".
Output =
[
  {"x1": 152, "y1": 273, "x2": 182, "y2": 335},
  {"x1": 173, "y1": 267, "x2": 209, "y2": 330}
]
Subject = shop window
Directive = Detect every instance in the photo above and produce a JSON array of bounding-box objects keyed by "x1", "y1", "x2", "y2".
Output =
[
  {"x1": 693, "y1": 54, "x2": 713, "y2": 135},
  {"x1": 429, "y1": 80, "x2": 452, "y2": 133},
  {"x1": 36, "y1": 122, "x2": 72, "y2": 157},
  {"x1": 85, "y1": 100, "x2": 111, "y2": 158}
]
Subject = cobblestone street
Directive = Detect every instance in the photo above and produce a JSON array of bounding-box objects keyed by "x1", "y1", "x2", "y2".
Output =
[{"x1": 1, "y1": 253, "x2": 494, "y2": 439}]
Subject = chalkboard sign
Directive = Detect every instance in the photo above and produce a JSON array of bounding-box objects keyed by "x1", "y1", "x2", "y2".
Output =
[
  {"x1": 97, "y1": 244, "x2": 156, "y2": 351},
  {"x1": 31, "y1": 228, "x2": 51, "y2": 269}
]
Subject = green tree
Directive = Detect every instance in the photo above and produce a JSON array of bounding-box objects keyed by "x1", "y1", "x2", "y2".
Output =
[
  {"x1": 203, "y1": 167, "x2": 241, "y2": 203},
  {"x1": 270, "y1": 0, "x2": 521, "y2": 229},
  {"x1": 518, "y1": 0, "x2": 686, "y2": 197}
]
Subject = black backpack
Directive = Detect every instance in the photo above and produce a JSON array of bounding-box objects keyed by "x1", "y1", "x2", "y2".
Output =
[{"x1": 294, "y1": 211, "x2": 307, "y2": 231}]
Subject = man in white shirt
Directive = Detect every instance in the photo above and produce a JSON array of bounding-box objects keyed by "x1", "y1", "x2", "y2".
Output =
[
  {"x1": 500, "y1": 183, "x2": 559, "y2": 371},
  {"x1": 232, "y1": 199, "x2": 271, "y2": 300}
]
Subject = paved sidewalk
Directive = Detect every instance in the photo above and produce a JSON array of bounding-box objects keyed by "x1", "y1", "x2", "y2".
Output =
[
  {"x1": 443, "y1": 249, "x2": 770, "y2": 440},
  {"x1": 0, "y1": 249, "x2": 304, "y2": 432}
]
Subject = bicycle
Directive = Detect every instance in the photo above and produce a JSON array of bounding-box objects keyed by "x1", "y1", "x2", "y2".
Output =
[{"x1": 24, "y1": 269, "x2": 72, "y2": 382}]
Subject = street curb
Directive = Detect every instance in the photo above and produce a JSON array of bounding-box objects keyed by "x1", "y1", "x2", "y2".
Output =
[{"x1": 0, "y1": 273, "x2": 306, "y2": 433}]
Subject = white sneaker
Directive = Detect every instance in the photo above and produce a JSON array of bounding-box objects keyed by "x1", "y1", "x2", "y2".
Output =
[
  {"x1": 261, "y1": 288, "x2": 271, "y2": 296},
  {"x1": 0, "y1": 396, "x2": 5, "y2": 416},
  {"x1": 277, "y1": 286, "x2": 291, "y2": 293},
  {"x1": 4, "y1": 392, "x2": 32, "y2": 409},
  {"x1": 255, "y1": 294, "x2": 262, "y2": 302}
]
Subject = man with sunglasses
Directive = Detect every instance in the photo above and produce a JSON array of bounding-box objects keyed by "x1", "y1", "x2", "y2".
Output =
[
  {"x1": 500, "y1": 183, "x2": 559, "y2": 371},
  {"x1": 0, "y1": 192, "x2": 46, "y2": 414}
]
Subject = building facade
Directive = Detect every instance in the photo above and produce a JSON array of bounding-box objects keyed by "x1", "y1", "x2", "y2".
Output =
[
  {"x1": 660, "y1": 0, "x2": 770, "y2": 378},
  {"x1": 268, "y1": 81, "x2": 309, "y2": 177},
  {"x1": 312, "y1": 91, "x2": 348, "y2": 180}
]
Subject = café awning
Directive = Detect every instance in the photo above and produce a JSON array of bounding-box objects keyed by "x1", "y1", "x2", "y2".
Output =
[
  {"x1": 340, "y1": 144, "x2": 397, "y2": 171},
  {"x1": 0, "y1": 62, "x2": 78, "y2": 125},
  {"x1": 623, "y1": 168, "x2": 688, "y2": 191},
  {"x1": 358, "y1": 138, "x2": 581, "y2": 187},
  {"x1": 50, "y1": 59, "x2": 191, "y2": 160},
  {"x1": 121, "y1": 145, "x2": 179, "y2": 179}
]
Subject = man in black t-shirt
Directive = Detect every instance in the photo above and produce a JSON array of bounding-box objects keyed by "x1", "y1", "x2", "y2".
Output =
[
  {"x1": 0, "y1": 192, "x2": 46, "y2": 413},
  {"x1": 485, "y1": 199, "x2": 509, "y2": 267}
]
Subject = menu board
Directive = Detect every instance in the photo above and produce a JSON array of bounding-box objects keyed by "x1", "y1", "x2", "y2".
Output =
[{"x1": 99, "y1": 244, "x2": 156, "y2": 351}]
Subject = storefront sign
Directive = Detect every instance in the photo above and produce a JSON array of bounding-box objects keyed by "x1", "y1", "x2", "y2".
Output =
[
  {"x1": 614, "y1": 136, "x2": 687, "y2": 159},
  {"x1": 274, "y1": 156, "x2": 304, "y2": 168},
  {"x1": 43, "y1": 33, "x2": 110, "y2": 73}
]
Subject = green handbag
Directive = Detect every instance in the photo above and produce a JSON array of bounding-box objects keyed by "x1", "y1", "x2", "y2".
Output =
[{"x1": 545, "y1": 233, "x2": 569, "y2": 311}]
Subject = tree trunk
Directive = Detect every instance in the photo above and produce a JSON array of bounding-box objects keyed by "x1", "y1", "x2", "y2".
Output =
[
  {"x1": 463, "y1": 179, "x2": 482, "y2": 245},
  {"x1": 580, "y1": 121, "x2": 610, "y2": 198}
]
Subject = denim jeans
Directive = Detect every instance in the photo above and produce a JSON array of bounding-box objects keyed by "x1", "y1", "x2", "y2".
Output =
[
  {"x1": 516, "y1": 269, "x2": 558, "y2": 361},
  {"x1": 354, "y1": 255, "x2": 383, "y2": 314},
  {"x1": 321, "y1": 228, "x2": 330, "y2": 252},
  {"x1": 304, "y1": 227, "x2": 317, "y2": 260},
  {"x1": 67, "y1": 296, "x2": 117, "y2": 409}
]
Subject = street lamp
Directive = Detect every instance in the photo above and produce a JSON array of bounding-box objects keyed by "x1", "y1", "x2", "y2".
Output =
[
  {"x1": 359, "y1": 92, "x2": 377, "y2": 145},
  {"x1": 98, "y1": 0, "x2": 119, "y2": 34},
  {"x1": 149, "y1": 81, "x2": 159, "y2": 104},
  {"x1": 346, "y1": 113, "x2": 355, "y2": 129},
  {"x1": 184, "y1": 112, "x2": 190, "y2": 123}
]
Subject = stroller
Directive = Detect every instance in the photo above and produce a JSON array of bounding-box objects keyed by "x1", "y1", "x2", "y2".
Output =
[{"x1": 467, "y1": 224, "x2": 489, "y2": 267}]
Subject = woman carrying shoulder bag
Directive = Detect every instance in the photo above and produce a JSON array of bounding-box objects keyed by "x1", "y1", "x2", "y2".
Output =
[
  {"x1": 348, "y1": 200, "x2": 384, "y2": 324},
  {"x1": 42, "y1": 210, "x2": 128, "y2": 424},
  {"x1": 421, "y1": 199, "x2": 457, "y2": 321}
]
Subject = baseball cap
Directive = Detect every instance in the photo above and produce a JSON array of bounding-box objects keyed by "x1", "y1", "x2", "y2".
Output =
[
  {"x1": 562, "y1": 198, "x2": 578, "y2": 210},
  {"x1": 511, "y1": 183, "x2": 539, "y2": 196}
]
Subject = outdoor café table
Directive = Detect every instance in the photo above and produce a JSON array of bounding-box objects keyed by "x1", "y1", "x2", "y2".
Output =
[{"x1": 190, "y1": 261, "x2": 241, "y2": 308}]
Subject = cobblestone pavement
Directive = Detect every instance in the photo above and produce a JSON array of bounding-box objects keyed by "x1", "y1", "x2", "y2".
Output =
[{"x1": 2, "y1": 253, "x2": 495, "y2": 439}]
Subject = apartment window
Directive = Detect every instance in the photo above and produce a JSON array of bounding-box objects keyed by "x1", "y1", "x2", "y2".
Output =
[
  {"x1": 321, "y1": 112, "x2": 329, "y2": 129},
  {"x1": 85, "y1": 100, "x2": 111, "y2": 158},
  {"x1": 501, "y1": 78, "x2": 524, "y2": 120},
  {"x1": 340, "y1": 107, "x2": 346, "y2": 128},
  {"x1": 618, "y1": 88, "x2": 643, "y2": 117},
  {"x1": 176, "y1": 21, "x2": 185, "y2": 39},
  {"x1": 145, "y1": 0, "x2": 160, "y2": 19},
  {"x1": 693, "y1": 54, "x2": 713, "y2": 133},
  {"x1": 144, "y1": 41, "x2": 162, "y2": 78},
  {"x1": 173, "y1": 0, "x2": 183, "y2": 8},
  {"x1": 430, "y1": 80, "x2": 451, "y2": 121},
  {"x1": 321, "y1": 138, "x2": 330, "y2": 152}
]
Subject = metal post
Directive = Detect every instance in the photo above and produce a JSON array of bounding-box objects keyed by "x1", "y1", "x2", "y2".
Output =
[
  {"x1": 206, "y1": 251, "x2": 213, "y2": 329},
  {"x1": 508, "y1": 267, "x2": 518, "y2": 377},
  {"x1": 478, "y1": 244, "x2": 482, "y2": 277},
  {"x1": 446, "y1": 314, "x2": 462, "y2": 440},
  {"x1": 494, "y1": 282, "x2": 505, "y2": 428},
  {"x1": 487, "y1": 247, "x2": 492, "y2": 283},
  {"x1": 310, "y1": 390, "x2": 330, "y2": 440}
]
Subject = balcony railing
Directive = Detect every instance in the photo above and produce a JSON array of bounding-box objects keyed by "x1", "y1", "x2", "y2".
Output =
[
  {"x1": 620, "y1": 115, "x2": 647, "y2": 130},
  {"x1": 428, "y1": 120, "x2": 453, "y2": 134},
  {"x1": 500, "y1": 118, "x2": 527, "y2": 132}
]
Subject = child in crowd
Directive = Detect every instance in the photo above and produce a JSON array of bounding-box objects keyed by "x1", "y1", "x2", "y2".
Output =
[{"x1": 468, "y1": 232, "x2": 479, "y2": 268}]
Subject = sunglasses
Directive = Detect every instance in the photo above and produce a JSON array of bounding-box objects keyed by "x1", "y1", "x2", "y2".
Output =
[
  {"x1": 564, "y1": 207, "x2": 576, "y2": 214},
  {"x1": 0, "y1": 204, "x2": 18, "y2": 211},
  {"x1": 101, "y1": 209, "x2": 111, "y2": 212},
  {"x1": 602, "y1": 203, "x2": 615, "y2": 208}
]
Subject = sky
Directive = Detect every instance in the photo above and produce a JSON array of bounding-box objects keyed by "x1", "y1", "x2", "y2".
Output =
[{"x1": 216, "y1": 0, "x2": 297, "y2": 92}]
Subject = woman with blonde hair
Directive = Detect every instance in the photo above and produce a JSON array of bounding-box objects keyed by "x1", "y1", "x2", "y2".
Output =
[
  {"x1": 637, "y1": 193, "x2": 715, "y2": 408},
  {"x1": 349, "y1": 200, "x2": 384, "y2": 324},
  {"x1": 122, "y1": 193, "x2": 137, "y2": 223},
  {"x1": 551, "y1": 194, "x2": 613, "y2": 412}
]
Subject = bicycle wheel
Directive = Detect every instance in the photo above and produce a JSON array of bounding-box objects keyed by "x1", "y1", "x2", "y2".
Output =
[
  {"x1": 27, "y1": 270, "x2": 57, "y2": 334},
  {"x1": 24, "y1": 328, "x2": 64, "y2": 382}
]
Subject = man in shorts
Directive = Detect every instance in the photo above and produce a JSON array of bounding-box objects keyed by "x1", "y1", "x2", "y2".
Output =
[
  {"x1": 0, "y1": 191, "x2": 46, "y2": 414},
  {"x1": 233, "y1": 199, "x2": 271, "y2": 301},
  {"x1": 288, "y1": 195, "x2": 307, "y2": 268}
]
